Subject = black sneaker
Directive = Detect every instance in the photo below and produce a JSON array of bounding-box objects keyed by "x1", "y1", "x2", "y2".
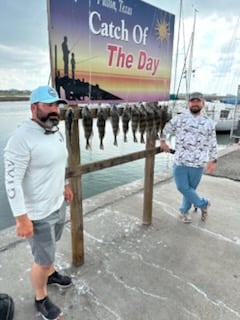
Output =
[
  {"x1": 47, "y1": 271, "x2": 72, "y2": 288},
  {"x1": 35, "y1": 296, "x2": 63, "y2": 320}
]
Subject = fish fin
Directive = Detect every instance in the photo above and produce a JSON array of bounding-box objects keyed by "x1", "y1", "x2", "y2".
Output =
[{"x1": 86, "y1": 140, "x2": 91, "y2": 150}]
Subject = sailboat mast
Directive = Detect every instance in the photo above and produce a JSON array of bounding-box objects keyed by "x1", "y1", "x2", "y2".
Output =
[
  {"x1": 186, "y1": 8, "x2": 197, "y2": 98},
  {"x1": 172, "y1": 0, "x2": 183, "y2": 97}
]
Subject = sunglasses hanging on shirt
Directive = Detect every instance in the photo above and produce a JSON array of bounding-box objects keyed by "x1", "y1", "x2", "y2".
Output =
[{"x1": 44, "y1": 127, "x2": 59, "y2": 134}]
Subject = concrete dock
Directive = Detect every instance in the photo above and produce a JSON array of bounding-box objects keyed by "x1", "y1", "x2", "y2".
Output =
[{"x1": 0, "y1": 144, "x2": 240, "y2": 320}]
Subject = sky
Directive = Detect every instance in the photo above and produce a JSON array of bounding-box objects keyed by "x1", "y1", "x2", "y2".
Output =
[{"x1": 0, "y1": 0, "x2": 240, "y2": 96}]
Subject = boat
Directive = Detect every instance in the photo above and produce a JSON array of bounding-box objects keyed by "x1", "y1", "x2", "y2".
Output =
[
  {"x1": 206, "y1": 18, "x2": 240, "y2": 133},
  {"x1": 167, "y1": 5, "x2": 240, "y2": 133},
  {"x1": 205, "y1": 85, "x2": 240, "y2": 133},
  {"x1": 161, "y1": 99, "x2": 240, "y2": 133},
  {"x1": 204, "y1": 101, "x2": 239, "y2": 132},
  {"x1": 162, "y1": 4, "x2": 240, "y2": 134}
]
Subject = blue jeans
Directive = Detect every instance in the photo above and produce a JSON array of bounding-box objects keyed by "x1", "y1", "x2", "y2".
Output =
[{"x1": 173, "y1": 164, "x2": 208, "y2": 213}]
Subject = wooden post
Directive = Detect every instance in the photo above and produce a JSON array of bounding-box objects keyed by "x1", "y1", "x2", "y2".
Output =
[
  {"x1": 65, "y1": 106, "x2": 84, "y2": 266},
  {"x1": 142, "y1": 131, "x2": 156, "y2": 225}
]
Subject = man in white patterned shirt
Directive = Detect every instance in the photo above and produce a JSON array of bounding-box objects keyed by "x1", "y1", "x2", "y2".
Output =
[{"x1": 160, "y1": 92, "x2": 217, "y2": 223}]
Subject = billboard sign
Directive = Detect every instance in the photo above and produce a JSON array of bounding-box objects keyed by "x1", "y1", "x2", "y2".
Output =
[{"x1": 47, "y1": 0, "x2": 175, "y2": 104}]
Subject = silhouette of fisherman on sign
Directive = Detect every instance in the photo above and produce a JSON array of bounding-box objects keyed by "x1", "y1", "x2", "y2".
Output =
[
  {"x1": 71, "y1": 52, "x2": 76, "y2": 80},
  {"x1": 62, "y1": 36, "x2": 70, "y2": 76}
]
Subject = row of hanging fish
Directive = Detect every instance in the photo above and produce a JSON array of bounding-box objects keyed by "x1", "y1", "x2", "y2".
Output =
[{"x1": 72, "y1": 103, "x2": 171, "y2": 150}]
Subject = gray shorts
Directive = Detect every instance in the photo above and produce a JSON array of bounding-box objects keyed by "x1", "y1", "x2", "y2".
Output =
[{"x1": 28, "y1": 202, "x2": 66, "y2": 265}]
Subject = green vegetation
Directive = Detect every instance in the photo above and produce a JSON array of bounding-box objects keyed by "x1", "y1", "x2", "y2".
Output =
[{"x1": 0, "y1": 89, "x2": 31, "y2": 101}]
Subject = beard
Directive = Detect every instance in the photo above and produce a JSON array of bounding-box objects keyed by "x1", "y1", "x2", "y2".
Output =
[
  {"x1": 190, "y1": 107, "x2": 201, "y2": 114},
  {"x1": 36, "y1": 108, "x2": 60, "y2": 129}
]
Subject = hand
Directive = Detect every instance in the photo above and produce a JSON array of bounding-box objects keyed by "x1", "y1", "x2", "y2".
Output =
[
  {"x1": 205, "y1": 161, "x2": 216, "y2": 174},
  {"x1": 16, "y1": 214, "x2": 33, "y2": 238},
  {"x1": 160, "y1": 141, "x2": 170, "y2": 152},
  {"x1": 64, "y1": 184, "x2": 74, "y2": 202}
]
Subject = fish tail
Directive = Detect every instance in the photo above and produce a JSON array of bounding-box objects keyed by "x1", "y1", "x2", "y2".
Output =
[{"x1": 86, "y1": 139, "x2": 91, "y2": 150}]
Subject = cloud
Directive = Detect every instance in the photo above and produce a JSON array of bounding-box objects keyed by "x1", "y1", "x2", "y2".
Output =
[
  {"x1": 0, "y1": 1, "x2": 48, "y2": 47},
  {"x1": 170, "y1": 9, "x2": 240, "y2": 95},
  {"x1": 0, "y1": 0, "x2": 50, "y2": 90},
  {"x1": 190, "y1": 0, "x2": 240, "y2": 17},
  {"x1": 1, "y1": 0, "x2": 240, "y2": 94},
  {"x1": 0, "y1": 44, "x2": 50, "y2": 90}
]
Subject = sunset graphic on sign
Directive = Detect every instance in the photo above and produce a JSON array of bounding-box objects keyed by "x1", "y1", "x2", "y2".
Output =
[{"x1": 47, "y1": 0, "x2": 175, "y2": 103}]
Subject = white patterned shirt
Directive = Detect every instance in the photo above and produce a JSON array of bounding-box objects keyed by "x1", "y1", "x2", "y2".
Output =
[{"x1": 162, "y1": 111, "x2": 217, "y2": 167}]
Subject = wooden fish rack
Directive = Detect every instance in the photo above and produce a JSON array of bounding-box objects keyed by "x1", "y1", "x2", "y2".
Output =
[{"x1": 60, "y1": 105, "x2": 170, "y2": 266}]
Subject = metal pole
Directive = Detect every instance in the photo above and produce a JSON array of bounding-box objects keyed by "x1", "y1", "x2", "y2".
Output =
[
  {"x1": 187, "y1": 8, "x2": 197, "y2": 97},
  {"x1": 173, "y1": 0, "x2": 183, "y2": 97}
]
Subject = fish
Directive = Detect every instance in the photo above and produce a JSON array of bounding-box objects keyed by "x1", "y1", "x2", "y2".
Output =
[
  {"x1": 121, "y1": 105, "x2": 131, "y2": 142},
  {"x1": 65, "y1": 107, "x2": 74, "y2": 143},
  {"x1": 82, "y1": 106, "x2": 93, "y2": 150},
  {"x1": 139, "y1": 104, "x2": 147, "y2": 143},
  {"x1": 160, "y1": 105, "x2": 172, "y2": 134},
  {"x1": 152, "y1": 102, "x2": 161, "y2": 139},
  {"x1": 145, "y1": 103, "x2": 155, "y2": 136},
  {"x1": 131, "y1": 104, "x2": 140, "y2": 143},
  {"x1": 110, "y1": 105, "x2": 120, "y2": 146},
  {"x1": 97, "y1": 107, "x2": 107, "y2": 150}
]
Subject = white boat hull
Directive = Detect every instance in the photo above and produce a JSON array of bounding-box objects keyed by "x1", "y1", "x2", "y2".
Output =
[{"x1": 215, "y1": 119, "x2": 238, "y2": 132}]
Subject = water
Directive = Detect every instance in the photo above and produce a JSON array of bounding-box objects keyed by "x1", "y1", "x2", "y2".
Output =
[{"x1": 0, "y1": 101, "x2": 233, "y2": 230}]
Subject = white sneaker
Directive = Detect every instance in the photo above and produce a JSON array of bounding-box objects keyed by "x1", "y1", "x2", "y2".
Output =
[{"x1": 179, "y1": 213, "x2": 192, "y2": 224}]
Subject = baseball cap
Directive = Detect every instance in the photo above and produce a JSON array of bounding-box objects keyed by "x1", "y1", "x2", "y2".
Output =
[
  {"x1": 189, "y1": 92, "x2": 204, "y2": 101},
  {"x1": 30, "y1": 85, "x2": 67, "y2": 104}
]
